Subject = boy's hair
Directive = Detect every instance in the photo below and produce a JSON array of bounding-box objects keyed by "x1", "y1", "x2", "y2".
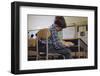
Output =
[{"x1": 54, "y1": 16, "x2": 67, "y2": 28}]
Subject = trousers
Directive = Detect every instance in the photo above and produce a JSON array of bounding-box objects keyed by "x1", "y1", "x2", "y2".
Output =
[{"x1": 38, "y1": 43, "x2": 72, "y2": 59}]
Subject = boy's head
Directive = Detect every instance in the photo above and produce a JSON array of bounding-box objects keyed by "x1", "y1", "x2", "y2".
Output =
[{"x1": 54, "y1": 16, "x2": 67, "y2": 31}]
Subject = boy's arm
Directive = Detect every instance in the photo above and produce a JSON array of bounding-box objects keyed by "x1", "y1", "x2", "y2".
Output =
[{"x1": 51, "y1": 30, "x2": 66, "y2": 49}]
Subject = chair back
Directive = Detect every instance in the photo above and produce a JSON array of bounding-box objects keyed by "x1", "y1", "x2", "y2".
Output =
[{"x1": 36, "y1": 28, "x2": 51, "y2": 39}]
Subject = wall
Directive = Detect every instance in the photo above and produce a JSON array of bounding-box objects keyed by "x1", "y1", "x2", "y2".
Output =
[
  {"x1": 28, "y1": 15, "x2": 55, "y2": 30},
  {"x1": 0, "y1": 0, "x2": 99, "y2": 76},
  {"x1": 64, "y1": 16, "x2": 88, "y2": 26}
]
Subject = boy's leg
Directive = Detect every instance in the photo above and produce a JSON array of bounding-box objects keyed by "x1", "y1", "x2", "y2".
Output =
[
  {"x1": 48, "y1": 45, "x2": 72, "y2": 59},
  {"x1": 56, "y1": 48, "x2": 72, "y2": 59}
]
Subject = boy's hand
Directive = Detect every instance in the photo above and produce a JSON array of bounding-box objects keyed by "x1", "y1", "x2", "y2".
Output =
[{"x1": 61, "y1": 41, "x2": 74, "y2": 47}]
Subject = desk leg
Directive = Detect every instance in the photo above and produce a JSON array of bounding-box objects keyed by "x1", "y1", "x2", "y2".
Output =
[
  {"x1": 46, "y1": 34, "x2": 48, "y2": 60},
  {"x1": 78, "y1": 39, "x2": 81, "y2": 58},
  {"x1": 36, "y1": 38, "x2": 39, "y2": 60}
]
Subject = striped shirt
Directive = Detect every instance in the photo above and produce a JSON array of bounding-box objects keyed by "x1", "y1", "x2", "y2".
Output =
[{"x1": 39, "y1": 24, "x2": 66, "y2": 49}]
